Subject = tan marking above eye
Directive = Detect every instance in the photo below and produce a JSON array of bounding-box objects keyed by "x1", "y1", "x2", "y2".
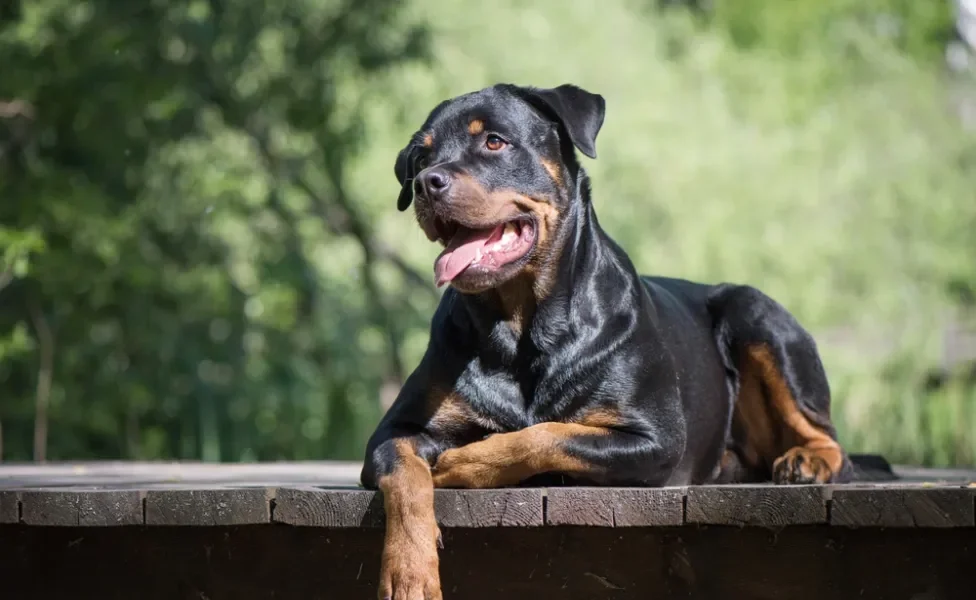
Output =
[
  {"x1": 468, "y1": 119, "x2": 485, "y2": 135},
  {"x1": 422, "y1": 133, "x2": 433, "y2": 148}
]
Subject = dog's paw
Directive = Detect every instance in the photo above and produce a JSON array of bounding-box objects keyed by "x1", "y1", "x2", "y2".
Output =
[
  {"x1": 772, "y1": 447, "x2": 833, "y2": 484},
  {"x1": 431, "y1": 447, "x2": 491, "y2": 489},
  {"x1": 378, "y1": 538, "x2": 442, "y2": 600}
]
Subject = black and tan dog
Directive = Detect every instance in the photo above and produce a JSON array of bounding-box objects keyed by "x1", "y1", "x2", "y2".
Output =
[{"x1": 361, "y1": 83, "x2": 854, "y2": 599}]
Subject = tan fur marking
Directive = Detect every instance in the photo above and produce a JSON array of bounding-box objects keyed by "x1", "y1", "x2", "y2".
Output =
[
  {"x1": 468, "y1": 119, "x2": 484, "y2": 135},
  {"x1": 496, "y1": 281, "x2": 534, "y2": 337},
  {"x1": 417, "y1": 178, "x2": 556, "y2": 256},
  {"x1": 415, "y1": 175, "x2": 563, "y2": 329},
  {"x1": 575, "y1": 407, "x2": 627, "y2": 429},
  {"x1": 517, "y1": 195, "x2": 561, "y2": 300},
  {"x1": 733, "y1": 344, "x2": 843, "y2": 482},
  {"x1": 426, "y1": 390, "x2": 501, "y2": 434},
  {"x1": 377, "y1": 439, "x2": 442, "y2": 599},
  {"x1": 514, "y1": 196, "x2": 559, "y2": 249},
  {"x1": 487, "y1": 192, "x2": 563, "y2": 329},
  {"x1": 431, "y1": 422, "x2": 605, "y2": 489},
  {"x1": 428, "y1": 394, "x2": 473, "y2": 430},
  {"x1": 485, "y1": 194, "x2": 560, "y2": 332},
  {"x1": 540, "y1": 158, "x2": 562, "y2": 185},
  {"x1": 416, "y1": 176, "x2": 520, "y2": 239},
  {"x1": 731, "y1": 360, "x2": 776, "y2": 469},
  {"x1": 423, "y1": 133, "x2": 433, "y2": 148}
]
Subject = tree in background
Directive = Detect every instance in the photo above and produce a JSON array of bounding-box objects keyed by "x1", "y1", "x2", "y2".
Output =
[{"x1": 0, "y1": 0, "x2": 431, "y2": 461}]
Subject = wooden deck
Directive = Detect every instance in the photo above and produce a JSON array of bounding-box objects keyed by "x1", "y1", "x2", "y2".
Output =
[{"x1": 1, "y1": 461, "x2": 975, "y2": 599}]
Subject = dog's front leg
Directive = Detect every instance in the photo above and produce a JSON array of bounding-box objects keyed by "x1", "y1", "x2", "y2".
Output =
[
  {"x1": 431, "y1": 422, "x2": 680, "y2": 488},
  {"x1": 363, "y1": 436, "x2": 442, "y2": 600}
]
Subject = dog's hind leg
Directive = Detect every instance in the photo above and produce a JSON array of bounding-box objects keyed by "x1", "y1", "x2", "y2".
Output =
[{"x1": 709, "y1": 284, "x2": 853, "y2": 484}]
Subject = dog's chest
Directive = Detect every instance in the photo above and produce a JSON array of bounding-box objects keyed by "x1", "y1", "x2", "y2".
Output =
[{"x1": 453, "y1": 355, "x2": 607, "y2": 433}]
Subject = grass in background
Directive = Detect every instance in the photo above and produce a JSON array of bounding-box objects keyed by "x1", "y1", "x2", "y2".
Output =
[{"x1": 352, "y1": 0, "x2": 976, "y2": 466}]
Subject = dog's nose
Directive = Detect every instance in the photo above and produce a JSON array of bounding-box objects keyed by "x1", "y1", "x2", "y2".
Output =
[{"x1": 418, "y1": 167, "x2": 452, "y2": 199}]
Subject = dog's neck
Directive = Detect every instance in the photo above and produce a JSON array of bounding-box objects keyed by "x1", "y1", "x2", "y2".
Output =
[{"x1": 457, "y1": 169, "x2": 635, "y2": 348}]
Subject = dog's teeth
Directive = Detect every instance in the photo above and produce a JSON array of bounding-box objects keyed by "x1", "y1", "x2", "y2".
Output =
[{"x1": 500, "y1": 223, "x2": 518, "y2": 247}]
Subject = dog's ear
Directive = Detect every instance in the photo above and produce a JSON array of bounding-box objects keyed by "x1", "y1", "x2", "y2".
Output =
[
  {"x1": 521, "y1": 84, "x2": 606, "y2": 159},
  {"x1": 394, "y1": 142, "x2": 417, "y2": 212}
]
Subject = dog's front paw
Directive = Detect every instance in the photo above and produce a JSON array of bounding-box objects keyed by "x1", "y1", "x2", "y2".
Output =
[
  {"x1": 431, "y1": 447, "x2": 495, "y2": 489},
  {"x1": 378, "y1": 535, "x2": 442, "y2": 600},
  {"x1": 431, "y1": 447, "x2": 473, "y2": 488}
]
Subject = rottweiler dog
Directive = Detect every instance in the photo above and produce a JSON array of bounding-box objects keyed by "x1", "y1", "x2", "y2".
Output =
[{"x1": 360, "y1": 83, "x2": 853, "y2": 599}]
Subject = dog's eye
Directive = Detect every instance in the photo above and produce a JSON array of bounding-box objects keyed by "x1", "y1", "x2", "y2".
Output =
[
  {"x1": 485, "y1": 134, "x2": 507, "y2": 152},
  {"x1": 416, "y1": 155, "x2": 430, "y2": 171}
]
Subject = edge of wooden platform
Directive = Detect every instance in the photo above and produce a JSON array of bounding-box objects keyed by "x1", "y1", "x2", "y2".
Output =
[{"x1": 2, "y1": 482, "x2": 973, "y2": 529}]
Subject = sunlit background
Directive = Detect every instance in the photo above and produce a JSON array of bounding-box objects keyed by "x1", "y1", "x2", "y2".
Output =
[{"x1": 1, "y1": 0, "x2": 975, "y2": 467}]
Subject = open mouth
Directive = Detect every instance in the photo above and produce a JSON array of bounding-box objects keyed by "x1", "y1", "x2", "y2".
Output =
[{"x1": 433, "y1": 216, "x2": 536, "y2": 288}]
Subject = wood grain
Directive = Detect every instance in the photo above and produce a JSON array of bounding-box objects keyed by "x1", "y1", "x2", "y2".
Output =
[
  {"x1": 435, "y1": 488, "x2": 544, "y2": 527},
  {"x1": 2, "y1": 462, "x2": 975, "y2": 531},
  {"x1": 17, "y1": 490, "x2": 143, "y2": 526},
  {"x1": 274, "y1": 488, "x2": 382, "y2": 527},
  {"x1": 77, "y1": 490, "x2": 144, "y2": 526},
  {"x1": 0, "y1": 491, "x2": 19, "y2": 524},
  {"x1": 831, "y1": 486, "x2": 975, "y2": 528},
  {"x1": 545, "y1": 487, "x2": 684, "y2": 526},
  {"x1": 274, "y1": 488, "x2": 544, "y2": 527},
  {"x1": 20, "y1": 491, "x2": 77, "y2": 526},
  {"x1": 686, "y1": 485, "x2": 828, "y2": 527},
  {"x1": 144, "y1": 488, "x2": 272, "y2": 525}
]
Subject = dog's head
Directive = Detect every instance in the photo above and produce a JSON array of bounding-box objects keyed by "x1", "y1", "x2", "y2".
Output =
[{"x1": 393, "y1": 84, "x2": 605, "y2": 294}]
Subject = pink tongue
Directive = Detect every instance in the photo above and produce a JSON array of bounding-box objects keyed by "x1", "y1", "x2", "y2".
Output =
[{"x1": 434, "y1": 225, "x2": 503, "y2": 287}]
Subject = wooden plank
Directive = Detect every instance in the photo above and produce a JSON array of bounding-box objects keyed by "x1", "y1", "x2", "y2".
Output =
[
  {"x1": 144, "y1": 488, "x2": 272, "y2": 526},
  {"x1": 274, "y1": 488, "x2": 544, "y2": 527},
  {"x1": 19, "y1": 491, "x2": 82, "y2": 526},
  {"x1": 545, "y1": 487, "x2": 684, "y2": 526},
  {"x1": 17, "y1": 490, "x2": 144, "y2": 526},
  {"x1": 77, "y1": 490, "x2": 144, "y2": 526},
  {"x1": 3, "y1": 469, "x2": 976, "y2": 532},
  {"x1": 686, "y1": 485, "x2": 828, "y2": 527},
  {"x1": 435, "y1": 488, "x2": 543, "y2": 527},
  {"x1": 274, "y1": 488, "x2": 382, "y2": 527},
  {"x1": 4, "y1": 523, "x2": 975, "y2": 599},
  {"x1": 0, "y1": 491, "x2": 19, "y2": 523},
  {"x1": 831, "y1": 486, "x2": 975, "y2": 528}
]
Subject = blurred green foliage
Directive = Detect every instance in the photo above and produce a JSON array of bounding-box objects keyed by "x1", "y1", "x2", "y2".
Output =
[{"x1": 1, "y1": 0, "x2": 974, "y2": 466}]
